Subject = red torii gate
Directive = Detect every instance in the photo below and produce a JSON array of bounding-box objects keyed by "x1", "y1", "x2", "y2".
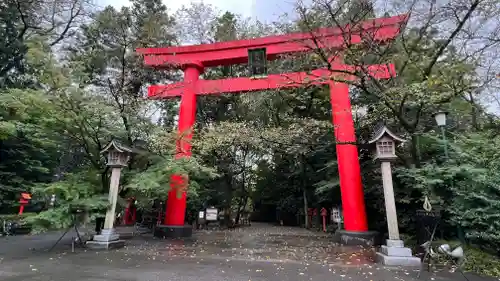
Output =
[{"x1": 137, "y1": 14, "x2": 407, "y2": 238}]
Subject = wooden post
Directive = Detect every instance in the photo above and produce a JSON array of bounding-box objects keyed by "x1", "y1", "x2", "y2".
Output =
[{"x1": 321, "y1": 208, "x2": 327, "y2": 232}]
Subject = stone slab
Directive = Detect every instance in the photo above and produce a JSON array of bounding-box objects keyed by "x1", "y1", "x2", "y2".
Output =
[
  {"x1": 335, "y1": 230, "x2": 379, "y2": 247},
  {"x1": 376, "y1": 252, "x2": 421, "y2": 267},
  {"x1": 86, "y1": 239, "x2": 125, "y2": 250},
  {"x1": 93, "y1": 233, "x2": 119, "y2": 242},
  {"x1": 381, "y1": 245, "x2": 413, "y2": 257},
  {"x1": 154, "y1": 225, "x2": 193, "y2": 238},
  {"x1": 386, "y1": 239, "x2": 404, "y2": 247}
]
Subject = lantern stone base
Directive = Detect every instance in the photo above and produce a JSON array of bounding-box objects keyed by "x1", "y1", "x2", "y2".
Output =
[
  {"x1": 334, "y1": 230, "x2": 380, "y2": 247},
  {"x1": 376, "y1": 240, "x2": 421, "y2": 267},
  {"x1": 86, "y1": 228, "x2": 125, "y2": 250},
  {"x1": 154, "y1": 225, "x2": 193, "y2": 238}
]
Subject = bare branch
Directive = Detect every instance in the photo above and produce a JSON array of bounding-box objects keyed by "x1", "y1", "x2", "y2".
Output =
[{"x1": 422, "y1": 0, "x2": 481, "y2": 78}]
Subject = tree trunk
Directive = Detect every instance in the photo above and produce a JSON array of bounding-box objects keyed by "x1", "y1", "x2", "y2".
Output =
[
  {"x1": 303, "y1": 188, "x2": 309, "y2": 229},
  {"x1": 469, "y1": 92, "x2": 479, "y2": 130},
  {"x1": 301, "y1": 154, "x2": 309, "y2": 229},
  {"x1": 235, "y1": 196, "x2": 243, "y2": 225},
  {"x1": 411, "y1": 134, "x2": 421, "y2": 168},
  {"x1": 224, "y1": 175, "x2": 233, "y2": 227},
  {"x1": 235, "y1": 195, "x2": 247, "y2": 225},
  {"x1": 235, "y1": 170, "x2": 247, "y2": 225}
]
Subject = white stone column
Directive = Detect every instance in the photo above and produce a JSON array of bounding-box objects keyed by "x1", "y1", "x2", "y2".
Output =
[
  {"x1": 381, "y1": 161, "x2": 399, "y2": 240},
  {"x1": 87, "y1": 167, "x2": 123, "y2": 248},
  {"x1": 104, "y1": 167, "x2": 121, "y2": 230}
]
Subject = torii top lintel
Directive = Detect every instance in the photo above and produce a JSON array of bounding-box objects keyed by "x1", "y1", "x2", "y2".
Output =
[{"x1": 137, "y1": 14, "x2": 408, "y2": 69}]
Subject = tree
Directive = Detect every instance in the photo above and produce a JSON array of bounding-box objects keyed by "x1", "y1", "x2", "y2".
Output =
[
  {"x1": 0, "y1": 0, "x2": 215, "y2": 230},
  {"x1": 291, "y1": 0, "x2": 500, "y2": 236},
  {"x1": 174, "y1": 2, "x2": 219, "y2": 44},
  {"x1": 0, "y1": 0, "x2": 92, "y2": 86}
]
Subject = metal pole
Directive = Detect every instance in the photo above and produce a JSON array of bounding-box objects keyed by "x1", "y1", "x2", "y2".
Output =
[
  {"x1": 440, "y1": 125, "x2": 466, "y2": 244},
  {"x1": 440, "y1": 126, "x2": 448, "y2": 160}
]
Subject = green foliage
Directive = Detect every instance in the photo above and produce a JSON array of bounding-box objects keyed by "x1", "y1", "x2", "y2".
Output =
[
  {"x1": 0, "y1": 213, "x2": 37, "y2": 234},
  {"x1": 0, "y1": 0, "x2": 216, "y2": 230},
  {"x1": 447, "y1": 133, "x2": 500, "y2": 249},
  {"x1": 126, "y1": 155, "x2": 218, "y2": 201},
  {"x1": 397, "y1": 132, "x2": 500, "y2": 249},
  {"x1": 463, "y1": 247, "x2": 500, "y2": 277},
  {"x1": 24, "y1": 171, "x2": 108, "y2": 232},
  {"x1": 0, "y1": 0, "x2": 28, "y2": 84},
  {"x1": 406, "y1": 237, "x2": 500, "y2": 278},
  {"x1": 0, "y1": 87, "x2": 62, "y2": 206},
  {"x1": 0, "y1": 212, "x2": 37, "y2": 222}
]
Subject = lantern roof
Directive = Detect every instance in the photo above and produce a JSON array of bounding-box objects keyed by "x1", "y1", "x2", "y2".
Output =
[
  {"x1": 100, "y1": 139, "x2": 134, "y2": 155},
  {"x1": 368, "y1": 125, "x2": 405, "y2": 144}
]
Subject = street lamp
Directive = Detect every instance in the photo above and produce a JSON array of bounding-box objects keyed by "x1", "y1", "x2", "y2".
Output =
[
  {"x1": 433, "y1": 111, "x2": 466, "y2": 245},
  {"x1": 433, "y1": 111, "x2": 448, "y2": 127},
  {"x1": 433, "y1": 111, "x2": 449, "y2": 159}
]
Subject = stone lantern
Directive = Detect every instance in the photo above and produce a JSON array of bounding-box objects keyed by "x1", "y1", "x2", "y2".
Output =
[
  {"x1": 369, "y1": 126, "x2": 421, "y2": 267},
  {"x1": 87, "y1": 140, "x2": 133, "y2": 249}
]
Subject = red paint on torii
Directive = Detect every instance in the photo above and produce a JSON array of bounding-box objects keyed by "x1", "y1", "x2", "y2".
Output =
[
  {"x1": 148, "y1": 64, "x2": 396, "y2": 98},
  {"x1": 137, "y1": 14, "x2": 408, "y2": 233},
  {"x1": 139, "y1": 14, "x2": 407, "y2": 68}
]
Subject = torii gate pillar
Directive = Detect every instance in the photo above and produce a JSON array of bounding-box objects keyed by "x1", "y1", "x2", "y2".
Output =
[
  {"x1": 164, "y1": 64, "x2": 201, "y2": 226},
  {"x1": 329, "y1": 82, "x2": 368, "y2": 233},
  {"x1": 153, "y1": 64, "x2": 202, "y2": 238}
]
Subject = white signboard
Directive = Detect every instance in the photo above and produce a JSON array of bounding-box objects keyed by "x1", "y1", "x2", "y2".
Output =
[
  {"x1": 206, "y1": 208, "x2": 218, "y2": 221},
  {"x1": 198, "y1": 211, "x2": 205, "y2": 219},
  {"x1": 331, "y1": 207, "x2": 342, "y2": 223}
]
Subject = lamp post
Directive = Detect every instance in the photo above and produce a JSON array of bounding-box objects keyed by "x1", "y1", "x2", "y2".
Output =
[
  {"x1": 369, "y1": 125, "x2": 421, "y2": 267},
  {"x1": 433, "y1": 111, "x2": 466, "y2": 244},
  {"x1": 87, "y1": 140, "x2": 133, "y2": 250},
  {"x1": 433, "y1": 111, "x2": 449, "y2": 159}
]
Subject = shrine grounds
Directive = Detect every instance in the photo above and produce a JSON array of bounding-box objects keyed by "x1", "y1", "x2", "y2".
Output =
[{"x1": 0, "y1": 224, "x2": 495, "y2": 281}]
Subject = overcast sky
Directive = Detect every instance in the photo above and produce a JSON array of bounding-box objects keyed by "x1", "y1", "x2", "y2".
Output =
[{"x1": 97, "y1": 0, "x2": 296, "y2": 22}]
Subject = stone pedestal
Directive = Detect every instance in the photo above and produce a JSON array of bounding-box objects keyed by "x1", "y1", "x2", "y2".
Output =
[
  {"x1": 86, "y1": 228, "x2": 124, "y2": 249},
  {"x1": 154, "y1": 225, "x2": 193, "y2": 238},
  {"x1": 335, "y1": 230, "x2": 380, "y2": 247},
  {"x1": 376, "y1": 239, "x2": 421, "y2": 267}
]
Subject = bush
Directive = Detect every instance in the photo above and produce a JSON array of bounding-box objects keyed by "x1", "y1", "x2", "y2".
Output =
[
  {"x1": 463, "y1": 247, "x2": 500, "y2": 277},
  {"x1": 397, "y1": 132, "x2": 500, "y2": 250},
  {"x1": 0, "y1": 213, "x2": 36, "y2": 234},
  {"x1": 407, "y1": 237, "x2": 500, "y2": 278},
  {"x1": 0, "y1": 212, "x2": 37, "y2": 222}
]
